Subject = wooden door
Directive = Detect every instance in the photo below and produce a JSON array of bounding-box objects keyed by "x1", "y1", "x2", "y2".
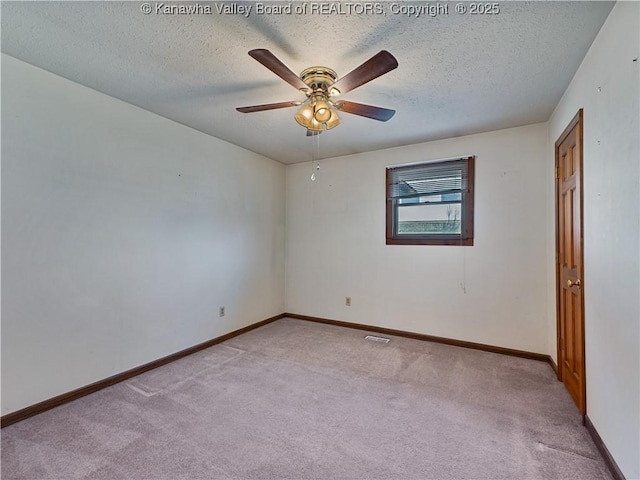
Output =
[{"x1": 556, "y1": 109, "x2": 585, "y2": 414}]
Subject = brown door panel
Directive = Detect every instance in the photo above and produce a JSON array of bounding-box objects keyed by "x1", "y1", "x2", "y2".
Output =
[{"x1": 555, "y1": 110, "x2": 585, "y2": 414}]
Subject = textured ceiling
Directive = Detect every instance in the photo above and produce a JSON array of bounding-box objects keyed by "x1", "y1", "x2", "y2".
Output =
[{"x1": 2, "y1": 1, "x2": 614, "y2": 164}]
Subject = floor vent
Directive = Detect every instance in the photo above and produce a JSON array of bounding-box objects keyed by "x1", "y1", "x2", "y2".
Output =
[{"x1": 364, "y1": 335, "x2": 390, "y2": 344}]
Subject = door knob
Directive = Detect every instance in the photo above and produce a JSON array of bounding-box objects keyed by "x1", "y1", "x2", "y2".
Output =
[{"x1": 567, "y1": 279, "x2": 581, "y2": 288}]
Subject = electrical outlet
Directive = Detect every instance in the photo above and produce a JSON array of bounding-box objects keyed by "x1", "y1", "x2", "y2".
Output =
[
  {"x1": 219, "y1": 306, "x2": 225, "y2": 317},
  {"x1": 345, "y1": 297, "x2": 351, "y2": 307}
]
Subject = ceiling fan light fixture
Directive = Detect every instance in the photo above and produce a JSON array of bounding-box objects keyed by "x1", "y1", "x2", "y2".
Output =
[
  {"x1": 314, "y1": 103, "x2": 332, "y2": 122},
  {"x1": 295, "y1": 103, "x2": 313, "y2": 122},
  {"x1": 312, "y1": 94, "x2": 332, "y2": 122},
  {"x1": 325, "y1": 109, "x2": 340, "y2": 129},
  {"x1": 295, "y1": 103, "x2": 324, "y2": 131},
  {"x1": 309, "y1": 117, "x2": 323, "y2": 131}
]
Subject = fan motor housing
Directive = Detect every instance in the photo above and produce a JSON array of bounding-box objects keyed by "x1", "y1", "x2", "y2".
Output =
[{"x1": 300, "y1": 67, "x2": 338, "y2": 95}]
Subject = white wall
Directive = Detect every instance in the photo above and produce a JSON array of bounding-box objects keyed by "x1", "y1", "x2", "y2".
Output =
[
  {"x1": 286, "y1": 123, "x2": 549, "y2": 354},
  {"x1": 547, "y1": 2, "x2": 639, "y2": 478},
  {"x1": 1, "y1": 54, "x2": 286, "y2": 415}
]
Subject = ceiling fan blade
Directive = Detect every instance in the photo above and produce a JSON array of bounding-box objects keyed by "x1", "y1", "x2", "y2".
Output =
[
  {"x1": 306, "y1": 129, "x2": 322, "y2": 136},
  {"x1": 332, "y1": 51, "x2": 398, "y2": 95},
  {"x1": 248, "y1": 49, "x2": 308, "y2": 90},
  {"x1": 236, "y1": 101, "x2": 300, "y2": 113},
  {"x1": 336, "y1": 101, "x2": 395, "y2": 121}
]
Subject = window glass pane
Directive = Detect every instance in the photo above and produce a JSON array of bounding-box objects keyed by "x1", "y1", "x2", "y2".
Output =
[
  {"x1": 397, "y1": 203, "x2": 461, "y2": 234},
  {"x1": 399, "y1": 192, "x2": 461, "y2": 205},
  {"x1": 386, "y1": 156, "x2": 474, "y2": 245},
  {"x1": 402, "y1": 174, "x2": 462, "y2": 197}
]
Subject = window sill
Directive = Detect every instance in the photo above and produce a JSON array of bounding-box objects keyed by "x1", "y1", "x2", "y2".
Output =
[{"x1": 386, "y1": 237, "x2": 474, "y2": 246}]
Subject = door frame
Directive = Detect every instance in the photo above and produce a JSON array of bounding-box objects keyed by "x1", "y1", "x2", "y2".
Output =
[{"x1": 555, "y1": 108, "x2": 586, "y2": 415}]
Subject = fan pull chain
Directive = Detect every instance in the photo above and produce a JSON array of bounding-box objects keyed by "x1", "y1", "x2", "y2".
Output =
[
  {"x1": 316, "y1": 131, "x2": 321, "y2": 173},
  {"x1": 310, "y1": 129, "x2": 321, "y2": 181},
  {"x1": 310, "y1": 132, "x2": 316, "y2": 181}
]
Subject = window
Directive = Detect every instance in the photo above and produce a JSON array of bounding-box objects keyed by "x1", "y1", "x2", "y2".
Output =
[{"x1": 386, "y1": 156, "x2": 475, "y2": 246}]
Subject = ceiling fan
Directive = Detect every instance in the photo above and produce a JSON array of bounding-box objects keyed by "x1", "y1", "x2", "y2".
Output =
[{"x1": 236, "y1": 49, "x2": 398, "y2": 135}]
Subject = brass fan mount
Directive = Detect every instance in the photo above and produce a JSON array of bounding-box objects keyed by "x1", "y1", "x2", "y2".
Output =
[{"x1": 299, "y1": 67, "x2": 340, "y2": 98}]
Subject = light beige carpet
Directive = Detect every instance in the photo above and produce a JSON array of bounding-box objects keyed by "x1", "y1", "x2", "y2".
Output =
[{"x1": 1, "y1": 318, "x2": 612, "y2": 479}]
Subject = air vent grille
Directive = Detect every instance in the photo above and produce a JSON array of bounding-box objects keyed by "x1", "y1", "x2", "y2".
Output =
[{"x1": 364, "y1": 335, "x2": 390, "y2": 344}]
